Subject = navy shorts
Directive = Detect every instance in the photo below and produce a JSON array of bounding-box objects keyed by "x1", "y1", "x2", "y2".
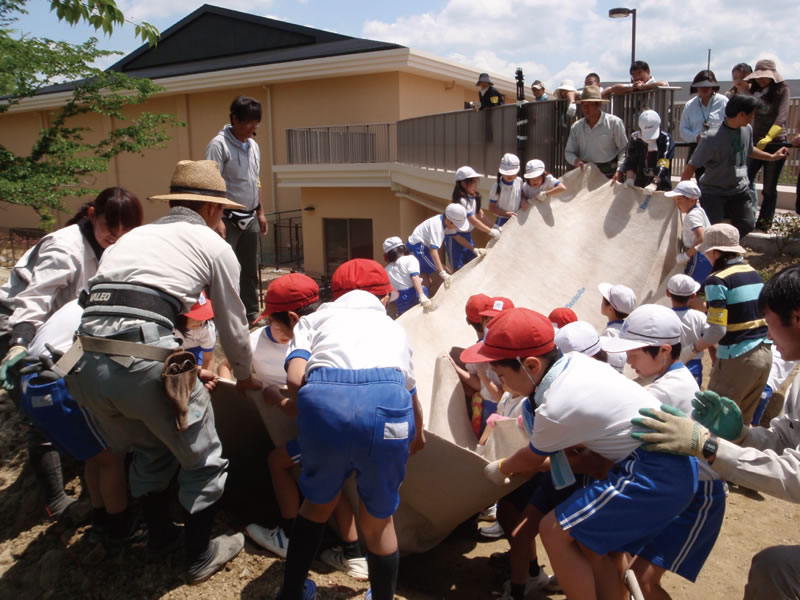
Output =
[
  {"x1": 406, "y1": 241, "x2": 437, "y2": 274},
  {"x1": 685, "y1": 253, "x2": 712, "y2": 290},
  {"x1": 495, "y1": 216, "x2": 510, "y2": 227},
  {"x1": 285, "y1": 437, "x2": 302, "y2": 465},
  {"x1": 686, "y1": 358, "x2": 703, "y2": 388},
  {"x1": 20, "y1": 374, "x2": 106, "y2": 461},
  {"x1": 555, "y1": 449, "x2": 698, "y2": 555},
  {"x1": 504, "y1": 472, "x2": 591, "y2": 514},
  {"x1": 396, "y1": 285, "x2": 428, "y2": 316},
  {"x1": 444, "y1": 231, "x2": 475, "y2": 271},
  {"x1": 634, "y1": 479, "x2": 726, "y2": 581},
  {"x1": 296, "y1": 367, "x2": 414, "y2": 519}
]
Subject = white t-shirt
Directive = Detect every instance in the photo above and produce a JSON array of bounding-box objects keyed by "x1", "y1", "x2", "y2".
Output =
[
  {"x1": 531, "y1": 352, "x2": 659, "y2": 462},
  {"x1": 768, "y1": 344, "x2": 799, "y2": 392},
  {"x1": 385, "y1": 255, "x2": 421, "y2": 292},
  {"x1": 466, "y1": 361, "x2": 502, "y2": 403},
  {"x1": 497, "y1": 392, "x2": 525, "y2": 418},
  {"x1": 456, "y1": 196, "x2": 477, "y2": 232},
  {"x1": 681, "y1": 205, "x2": 710, "y2": 250},
  {"x1": 408, "y1": 215, "x2": 450, "y2": 249},
  {"x1": 673, "y1": 307, "x2": 707, "y2": 363},
  {"x1": 600, "y1": 322, "x2": 627, "y2": 371},
  {"x1": 288, "y1": 290, "x2": 416, "y2": 393},
  {"x1": 28, "y1": 299, "x2": 82, "y2": 358},
  {"x1": 250, "y1": 325, "x2": 290, "y2": 387},
  {"x1": 490, "y1": 178, "x2": 524, "y2": 213},
  {"x1": 522, "y1": 174, "x2": 560, "y2": 200},
  {"x1": 645, "y1": 364, "x2": 717, "y2": 481},
  {"x1": 181, "y1": 320, "x2": 217, "y2": 355}
]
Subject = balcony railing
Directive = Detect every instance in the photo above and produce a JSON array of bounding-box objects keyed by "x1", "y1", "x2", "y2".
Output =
[{"x1": 286, "y1": 123, "x2": 396, "y2": 164}]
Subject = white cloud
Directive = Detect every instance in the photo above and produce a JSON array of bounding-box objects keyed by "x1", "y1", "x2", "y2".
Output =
[{"x1": 117, "y1": 0, "x2": 275, "y2": 22}]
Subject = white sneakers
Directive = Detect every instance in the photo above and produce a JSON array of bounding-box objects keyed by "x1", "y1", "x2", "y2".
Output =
[
  {"x1": 479, "y1": 504, "x2": 498, "y2": 521},
  {"x1": 245, "y1": 523, "x2": 289, "y2": 558},
  {"x1": 478, "y1": 520, "x2": 504, "y2": 538},
  {"x1": 320, "y1": 547, "x2": 369, "y2": 580},
  {"x1": 501, "y1": 567, "x2": 562, "y2": 596}
]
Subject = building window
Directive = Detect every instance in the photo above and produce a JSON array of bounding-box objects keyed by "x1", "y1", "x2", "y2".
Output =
[{"x1": 323, "y1": 218, "x2": 373, "y2": 274}]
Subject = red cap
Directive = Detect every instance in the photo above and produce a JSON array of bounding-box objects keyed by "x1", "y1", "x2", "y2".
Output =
[
  {"x1": 465, "y1": 293, "x2": 492, "y2": 323},
  {"x1": 460, "y1": 308, "x2": 556, "y2": 363},
  {"x1": 548, "y1": 307, "x2": 578, "y2": 329},
  {"x1": 253, "y1": 273, "x2": 319, "y2": 324},
  {"x1": 185, "y1": 291, "x2": 214, "y2": 321},
  {"x1": 331, "y1": 259, "x2": 393, "y2": 300},
  {"x1": 479, "y1": 296, "x2": 515, "y2": 318}
]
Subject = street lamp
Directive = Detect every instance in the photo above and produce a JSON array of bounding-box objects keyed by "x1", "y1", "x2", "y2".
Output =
[{"x1": 609, "y1": 7, "x2": 637, "y2": 65}]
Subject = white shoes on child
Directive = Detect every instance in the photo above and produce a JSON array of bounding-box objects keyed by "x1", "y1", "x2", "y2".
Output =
[
  {"x1": 479, "y1": 504, "x2": 498, "y2": 521},
  {"x1": 478, "y1": 521, "x2": 504, "y2": 538},
  {"x1": 245, "y1": 523, "x2": 289, "y2": 558},
  {"x1": 320, "y1": 547, "x2": 370, "y2": 580},
  {"x1": 499, "y1": 567, "x2": 562, "y2": 597}
]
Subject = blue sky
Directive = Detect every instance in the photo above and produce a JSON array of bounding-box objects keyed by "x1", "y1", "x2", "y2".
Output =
[{"x1": 13, "y1": 0, "x2": 800, "y2": 90}]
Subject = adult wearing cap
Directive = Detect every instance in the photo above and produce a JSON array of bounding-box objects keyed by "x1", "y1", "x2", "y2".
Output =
[
  {"x1": 564, "y1": 86, "x2": 628, "y2": 179},
  {"x1": 407, "y1": 203, "x2": 473, "y2": 290},
  {"x1": 530, "y1": 80, "x2": 547, "y2": 101},
  {"x1": 476, "y1": 73, "x2": 504, "y2": 110},
  {"x1": 680, "y1": 70, "x2": 729, "y2": 182},
  {"x1": 447, "y1": 166, "x2": 496, "y2": 271},
  {"x1": 633, "y1": 265, "x2": 800, "y2": 600},
  {"x1": 616, "y1": 109, "x2": 675, "y2": 191},
  {"x1": 278, "y1": 258, "x2": 425, "y2": 600},
  {"x1": 205, "y1": 96, "x2": 266, "y2": 324},
  {"x1": 681, "y1": 94, "x2": 789, "y2": 238},
  {"x1": 691, "y1": 223, "x2": 771, "y2": 425},
  {"x1": 460, "y1": 308, "x2": 697, "y2": 600},
  {"x1": 64, "y1": 160, "x2": 261, "y2": 583},
  {"x1": 745, "y1": 59, "x2": 791, "y2": 230},
  {"x1": 382, "y1": 236, "x2": 430, "y2": 315}
]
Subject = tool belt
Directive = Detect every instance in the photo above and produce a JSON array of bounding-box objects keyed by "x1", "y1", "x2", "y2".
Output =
[
  {"x1": 80, "y1": 282, "x2": 181, "y2": 330},
  {"x1": 224, "y1": 208, "x2": 257, "y2": 231}
]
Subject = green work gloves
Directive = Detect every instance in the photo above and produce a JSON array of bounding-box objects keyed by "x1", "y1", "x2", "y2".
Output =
[
  {"x1": 631, "y1": 403, "x2": 710, "y2": 459},
  {"x1": 691, "y1": 390, "x2": 746, "y2": 442},
  {"x1": 756, "y1": 124, "x2": 783, "y2": 150},
  {"x1": 0, "y1": 345, "x2": 28, "y2": 391}
]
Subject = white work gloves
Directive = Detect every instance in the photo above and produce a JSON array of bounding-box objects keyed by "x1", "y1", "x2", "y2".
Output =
[
  {"x1": 624, "y1": 177, "x2": 635, "y2": 188},
  {"x1": 484, "y1": 459, "x2": 513, "y2": 485},
  {"x1": 644, "y1": 183, "x2": 658, "y2": 193},
  {"x1": 488, "y1": 228, "x2": 501, "y2": 241},
  {"x1": 676, "y1": 252, "x2": 689, "y2": 264},
  {"x1": 438, "y1": 271, "x2": 452, "y2": 289},
  {"x1": 566, "y1": 102, "x2": 577, "y2": 118},
  {"x1": 536, "y1": 191, "x2": 549, "y2": 202},
  {"x1": 419, "y1": 294, "x2": 432, "y2": 310},
  {"x1": 473, "y1": 247, "x2": 488, "y2": 258}
]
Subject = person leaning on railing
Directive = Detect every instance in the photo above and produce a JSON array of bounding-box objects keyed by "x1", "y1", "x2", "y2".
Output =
[{"x1": 564, "y1": 86, "x2": 627, "y2": 179}]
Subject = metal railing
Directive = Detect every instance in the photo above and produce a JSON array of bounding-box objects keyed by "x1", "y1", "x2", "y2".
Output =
[
  {"x1": 261, "y1": 209, "x2": 303, "y2": 270},
  {"x1": 286, "y1": 123, "x2": 396, "y2": 164}
]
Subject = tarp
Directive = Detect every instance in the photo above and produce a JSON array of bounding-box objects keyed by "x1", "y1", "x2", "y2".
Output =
[{"x1": 213, "y1": 164, "x2": 681, "y2": 554}]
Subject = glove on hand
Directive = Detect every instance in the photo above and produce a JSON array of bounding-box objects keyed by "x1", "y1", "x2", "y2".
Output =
[
  {"x1": 419, "y1": 294, "x2": 432, "y2": 310},
  {"x1": 0, "y1": 346, "x2": 27, "y2": 391},
  {"x1": 644, "y1": 183, "x2": 658, "y2": 193},
  {"x1": 624, "y1": 177, "x2": 635, "y2": 188},
  {"x1": 536, "y1": 191, "x2": 549, "y2": 202},
  {"x1": 691, "y1": 390, "x2": 745, "y2": 442},
  {"x1": 756, "y1": 125, "x2": 783, "y2": 150},
  {"x1": 676, "y1": 252, "x2": 689, "y2": 264},
  {"x1": 631, "y1": 403, "x2": 710, "y2": 458},
  {"x1": 484, "y1": 459, "x2": 512, "y2": 485},
  {"x1": 488, "y1": 228, "x2": 501, "y2": 240},
  {"x1": 439, "y1": 271, "x2": 452, "y2": 289},
  {"x1": 473, "y1": 247, "x2": 488, "y2": 258}
]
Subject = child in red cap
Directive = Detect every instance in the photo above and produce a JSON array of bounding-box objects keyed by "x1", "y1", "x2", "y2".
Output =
[
  {"x1": 176, "y1": 291, "x2": 217, "y2": 374},
  {"x1": 461, "y1": 308, "x2": 698, "y2": 600},
  {"x1": 277, "y1": 259, "x2": 425, "y2": 600}
]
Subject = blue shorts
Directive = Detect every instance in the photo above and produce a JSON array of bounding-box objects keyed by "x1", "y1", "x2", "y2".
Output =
[
  {"x1": 495, "y1": 216, "x2": 510, "y2": 227},
  {"x1": 504, "y1": 472, "x2": 591, "y2": 514},
  {"x1": 406, "y1": 241, "x2": 437, "y2": 274},
  {"x1": 634, "y1": 479, "x2": 726, "y2": 581},
  {"x1": 686, "y1": 358, "x2": 703, "y2": 388},
  {"x1": 444, "y1": 231, "x2": 475, "y2": 271},
  {"x1": 285, "y1": 437, "x2": 302, "y2": 465},
  {"x1": 555, "y1": 449, "x2": 698, "y2": 555},
  {"x1": 685, "y1": 253, "x2": 712, "y2": 290},
  {"x1": 296, "y1": 367, "x2": 414, "y2": 519},
  {"x1": 20, "y1": 374, "x2": 106, "y2": 461},
  {"x1": 752, "y1": 385, "x2": 773, "y2": 426},
  {"x1": 396, "y1": 285, "x2": 428, "y2": 316}
]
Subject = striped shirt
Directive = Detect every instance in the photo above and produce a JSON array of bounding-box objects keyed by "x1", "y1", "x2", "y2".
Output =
[{"x1": 704, "y1": 259, "x2": 767, "y2": 358}]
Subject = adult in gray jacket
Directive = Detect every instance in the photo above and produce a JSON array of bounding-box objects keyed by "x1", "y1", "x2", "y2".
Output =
[
  {"x1": 205, "y1": 96, "x2": 267, "y2": 323},
  {"x1": 634, "y1": 265, "x2": 800, "y2": 600}
]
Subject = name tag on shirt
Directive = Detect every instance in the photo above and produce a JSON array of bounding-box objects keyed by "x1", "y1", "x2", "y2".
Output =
[{"x1": 735, "y1": 166, "x2": 747, "y2": 178}]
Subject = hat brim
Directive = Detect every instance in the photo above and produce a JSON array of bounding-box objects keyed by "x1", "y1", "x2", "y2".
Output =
[
  {"x1": 697, "y1": 242, "x2": 746, "y2": 254},
  {"x1": 498, "y1": 167, "x2": 520, "y2": 176},
  {"x1": 597, "y1": 283, "x2": 612, "y2": 303},
  {"x1": 460, "y1": 341, "x2": 500, "y2": 364},
  {"x1": 664, "y1": 189, "x2": 700, "y2": 199},
  {"x1": 691, "y1": 81, "x2": 719, "y2": 88},
  {"x1": 600, "y1": 336, "x2": 648, "y2": 353},
  {"x1": 185, "y1": 302, "x2": 214, "y2": 321},
  {"x1": 640, "y1": 127, "x2": 660, "y2": 141},
  {"x1": 524, "y1": 169, "x2": 545, "y2": 179},
  {"x1": 149, "y1": 192, "x2": 245, "y2": 209},
  {"x1": 449, "y1": 218, "x2": 471, "y2": 232},
  {"x1": 383, "y1": 242, "x2": 404, "y2": 254},
  {"x1": 746, "y1": 70, "x2": 783, "y2": 83},
  {"x1": 577, "y1": 98, "x2": 609, "y2": 103},
  {"x1": 668, "y1": 282, "x2": 701, "y2": 296}
]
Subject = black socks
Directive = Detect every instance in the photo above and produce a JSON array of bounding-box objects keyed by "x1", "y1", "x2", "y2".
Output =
[
  {"x1": 366, "y1": 550, "x2": 399, "y2": 600},
  {"x1": 278, "y1": 515, "x2": 326, "y2": 600}
]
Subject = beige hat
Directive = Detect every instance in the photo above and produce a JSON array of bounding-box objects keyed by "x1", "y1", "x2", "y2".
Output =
[
  {"x1": 745, "y1": 59, "x2": 784, "y2": 84},
  {"x1": 697, "y1": 223, "x2": 746, "y2": 254},
  {"x1": 577, "y1": 85, "x2": 609, "y2": 103},
  {"x1": 150, "y1": 160, "x2": 245, "y2": 209}
]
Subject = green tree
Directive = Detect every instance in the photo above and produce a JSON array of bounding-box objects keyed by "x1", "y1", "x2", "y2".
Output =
[{"x1": 0, "y1": 0, "x2": 179, "y2": 229}]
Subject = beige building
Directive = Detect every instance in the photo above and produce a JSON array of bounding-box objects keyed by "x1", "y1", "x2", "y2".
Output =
[{"x1": 0, "y1": 5, "x2": 514, "y2": 277}]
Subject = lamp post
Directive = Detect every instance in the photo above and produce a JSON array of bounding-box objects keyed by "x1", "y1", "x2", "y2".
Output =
[{"x1": 609, "y1": 7, "x2": 637, "y2": 65}]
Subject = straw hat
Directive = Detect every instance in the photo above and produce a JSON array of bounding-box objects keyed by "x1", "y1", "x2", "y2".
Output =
[
  {"x1": 577, "y1": 85, "x2": 608, "y2": 103},
  {"x1": 150, "y1": 160, "x2": 245, "y2": 209},
  {"x1": 745, "y1": 59, "x2": 784, "y2": 84}
]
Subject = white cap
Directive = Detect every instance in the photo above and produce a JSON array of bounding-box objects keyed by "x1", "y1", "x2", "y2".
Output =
[
  {"x1": 524, "y1": 159, "x2": 546, "y2": 179},
  {"x1": 667, "y1": 274, "x2": 701, "y2": 296},
  {"x1": 382, "y1": 236, "x2": 404, "y2": 254},
  {"x1": 638, "y1": 110, "x2": 661, "y2": 141},
  {"x1": 664, "y1": 180, "x2": 702, "y2": 200},
  {"x1": 498, "y1": 153, "x2": 520, "y2": 176},
  {"x1": 555, "y1": 321, "x2": 602, "y2": 357},
  {"x1": 555, "y1": 79, "x2": 577, "y2": 92},
  {"x1": 601, "y1": 304, "x2": 682, "y2": 353},
  {"x1": 444, "y1": 204, "x2": 471, "y2": 232},
  {"x1": 455, "y1": 165, "x2": 480, "y2": 182},
  {"x1": 598, "y1": 282, "x2": 637, "y2": 315}
]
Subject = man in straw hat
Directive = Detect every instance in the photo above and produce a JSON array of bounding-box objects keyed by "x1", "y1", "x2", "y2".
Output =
[
  {"x1": 565, "y1": 85, "x2": 628, "y2": 179},
  {"x1": 64, "y1": 160, "x2": 262, "y2": 584}
]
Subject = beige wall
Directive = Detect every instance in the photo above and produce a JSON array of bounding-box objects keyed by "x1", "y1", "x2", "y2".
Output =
[{"x1": 397, "y1": 72, "x2": 474, "y2": 119}]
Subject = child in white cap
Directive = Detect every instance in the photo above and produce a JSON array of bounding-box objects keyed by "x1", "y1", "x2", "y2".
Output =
[
  {"x1": 406, "y1": 204, "x2": 474, "y2": 290},
  {"x1": 605, "y1": 305, "x2": 725, "y2": 598},
  {"x1": 666, "y1": 180, "x2": 713, "y2": 291},
  {"x1": 489, "y1": 153, "x2": 523, "y2": 226},
  {"x1": 617, "y1": 109, "x2": 675, "y2": 192},
  {"x1": 521, "y1": 159, "x2": 566, "y2": 209},
  {"x1": 666, "y1": 274, "x2": 708, "y2": 387},
  {"x1": 598, "y1": 282, "x2": 637, "y2": 371},
  {"x1": 382, "y1": 237, "x2": 431, "y2": 315},
  {"x1": 554, "y1": 321, "x2": 610, "y2": 364},
  {"x1": 446, "y1": 166, "x2": 498, "y2": 271}
]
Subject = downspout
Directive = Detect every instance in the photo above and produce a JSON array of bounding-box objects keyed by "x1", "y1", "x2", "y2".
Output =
[{"x1": 263, "y1": 84, "x2": 277, "y2": 213}]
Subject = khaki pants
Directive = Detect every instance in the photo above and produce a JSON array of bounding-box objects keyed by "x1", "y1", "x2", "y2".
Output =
[
  {"x1": 708, "y1": 342, "x2": 772, "y2": 426},
  {"x1": 744, "y1": 545, "x2": 800, "y2": 600}
]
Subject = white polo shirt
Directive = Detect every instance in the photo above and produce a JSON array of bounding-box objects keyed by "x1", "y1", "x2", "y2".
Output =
[
  {"x1": 385, "y1": 255, "x2": 421, "y2": 292},
  {"x1": 522, "y1": 174, "x2": 560, "y2": 200},
  {"x1": 490, "y1": 178, "x2": 524, "y2": 213},
  {"x1": 530, "y1": 352, "x2": 659, "y2": 463},
  {"x1": 408, "y1": 215, "x2": 450, "y2": 250},
  {"x1": 287, "y1": 290, "x2": 416, "y2": 393},
  {"x1": 673, "y1": 307, "x2": 707, "y2": 363},
  {"x1": 456, "y1": 196, "x2": 478, "y2": 231},
  {"x1": 249, "y1": 325, "x2": 290, "y2": 387},
  {"x1": 681, "y1": 205, "x2": 710, "y2": 249}
]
